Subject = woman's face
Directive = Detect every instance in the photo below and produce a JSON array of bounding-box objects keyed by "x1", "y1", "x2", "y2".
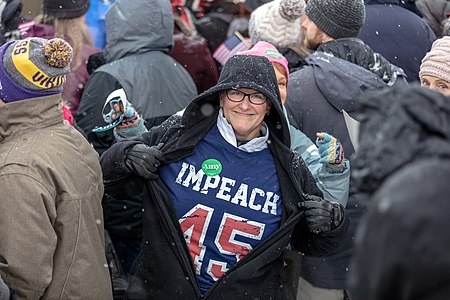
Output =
[
  {"x1": 420, "y1": 75, "x2": 450, "y2": 96},
  {"x1": 220, "y1": 88, "x2": 271, "y2": 141},
  {"x1": 273, "y1": 64, "x2": 288, "y2": 105}
]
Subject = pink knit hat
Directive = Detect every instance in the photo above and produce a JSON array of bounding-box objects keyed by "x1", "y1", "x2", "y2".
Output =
[
  {"x1": 237, "y1": 41, "x2": 290, "y2": 82},
  {"x1": 419, "y1": 36, "x2": 450, "y2": 83}
]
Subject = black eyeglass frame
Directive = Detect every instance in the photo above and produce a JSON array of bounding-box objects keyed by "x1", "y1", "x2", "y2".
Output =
[{"x1": 225, "y1": 89, "x2": 268, "y2": 105}]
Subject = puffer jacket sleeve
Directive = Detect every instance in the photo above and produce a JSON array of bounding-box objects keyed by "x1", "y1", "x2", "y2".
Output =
[{"x1": 0, "y1": 174, "x2": 57, "y2": 299}]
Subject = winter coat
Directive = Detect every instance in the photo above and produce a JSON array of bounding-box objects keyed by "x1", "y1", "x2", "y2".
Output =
[
  {"x1": 287, "y1": 111, "x2": 350, "y2": 205},
  {"x1": 170, "y1": 29, "x2": 219, "y2": 94},
  {"x1": 278, "y1": 47, "x2": 310, "y2": 73},
  {"x1": 285, "y1": 38, "x2": 407, "y2": 289},
  {"x1": 364, "y1": 0, "x2": 423, "y2": 16},
  {"x1": 21, "y1": 23, "x2": 101, "y2": 117},
  {"x1": 75, "y1": 0, "x2": 197, "y2": 155},
  {"x1": 100, "y1": 108, "x2": 351, "y2": 280},
  {"x1": 286, "y1": 38, "x2": 407, "y2": 157},
  {"x1": 0, "y1": 95, "x2": 112, "y2": 300},
  {"x1": 100, "y1": 55, "x2": 348, "y2": 299},
  {"x1": 359, "y1": 0, "x2": 436, "y2": 82},
  {"x1": 348, "y1": 87, "x2": 450, "y2": 300}
]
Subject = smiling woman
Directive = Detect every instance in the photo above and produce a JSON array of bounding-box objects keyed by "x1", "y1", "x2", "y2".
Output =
[
  {"x1": 219, "y1": 88, "x2": 271, "y2": 142},
  {"x1": 100, "y1": 53, "x2": 348, "y2": 299}
]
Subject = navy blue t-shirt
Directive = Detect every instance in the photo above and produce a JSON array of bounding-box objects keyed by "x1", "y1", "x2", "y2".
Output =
[{"x1": 159, "y1": 125, "x2": 283, "y2": 294}]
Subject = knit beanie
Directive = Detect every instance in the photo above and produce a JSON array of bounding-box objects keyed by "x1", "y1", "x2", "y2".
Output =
[
  {"x1": 305, "y1": 0, "x2": 365, "y2": 39},
  {"x1": 419, "y1": 36, "x2": 450, "y2": 83},
  {"x1": 43, "y1": 0, "x2": 90, "y2": 19},
  {"x1": 249, "y1": 0, "x2": 305, "y2": 48},
  {"x1": 237, "y1": 41, "x2": 289, "y2": 82},
  {"x1": 0, "y1": 37, "x2": 73, "y2": 103}
]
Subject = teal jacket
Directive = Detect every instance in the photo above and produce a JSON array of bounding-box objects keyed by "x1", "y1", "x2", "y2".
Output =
[{"x1": 285, "y1": 107, "x2": 350, "y2": 206}]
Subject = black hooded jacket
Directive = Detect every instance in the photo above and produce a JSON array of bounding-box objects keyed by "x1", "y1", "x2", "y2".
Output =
[
  {"x1": 359, "y1": 0, "x2": 436, "y2": 82},
  {"x1": 101, "y1": 55, "x2": 348, "y2": 299},
  {"x1": 349, "y1": 87, "x2": 450, "y2": 300}
]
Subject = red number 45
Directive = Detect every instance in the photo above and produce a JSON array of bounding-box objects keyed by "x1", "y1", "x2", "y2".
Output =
[{"x1": 179, "y1": 204, "x2": 265, "y2": 280}]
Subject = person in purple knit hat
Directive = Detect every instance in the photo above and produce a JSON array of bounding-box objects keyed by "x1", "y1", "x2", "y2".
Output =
[{"x1": 0, "y1": 37, "x2": 112, "y2": 300}]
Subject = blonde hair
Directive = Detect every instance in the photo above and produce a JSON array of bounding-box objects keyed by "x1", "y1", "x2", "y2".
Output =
[
  {"x1": 54, "y1": 17, "x2": 93, "y2": 71},
  {"x1": 35, "y1": 14, "x2": 92, "y2": 71}
]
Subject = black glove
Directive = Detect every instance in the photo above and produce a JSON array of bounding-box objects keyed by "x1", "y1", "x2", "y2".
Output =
[
  {"x1": 299, "y1": 194, "x2": 344, "y2": 234},
  {"x1": 125, "y1": 143, "x2": 164, "y2": 180}
]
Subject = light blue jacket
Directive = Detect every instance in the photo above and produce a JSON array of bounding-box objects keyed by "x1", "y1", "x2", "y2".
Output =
[{"x1": 286, "y1": 107, "x2": 350, "y2": 206}]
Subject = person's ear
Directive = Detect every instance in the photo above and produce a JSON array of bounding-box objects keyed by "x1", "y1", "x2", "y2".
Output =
[{"x1": 219, "y1": 92, "x2": 225, "y2": 108}]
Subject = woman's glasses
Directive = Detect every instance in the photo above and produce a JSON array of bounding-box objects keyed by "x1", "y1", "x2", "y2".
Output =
[{"x1": 225, "y1": 89, "x2": 267, "y2": 105}]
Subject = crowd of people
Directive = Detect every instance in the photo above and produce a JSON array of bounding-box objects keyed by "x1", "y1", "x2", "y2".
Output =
[{"x1": 0, "y1": 0, "x2": 449, "y2": 299}]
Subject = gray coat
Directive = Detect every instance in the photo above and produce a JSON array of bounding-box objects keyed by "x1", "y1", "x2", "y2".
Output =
[
  {"x1": 76, "y1": 0, "x2": 197, "y2": 154},
  {"x1": 98, "y1": 0, "x2": 197, "y2": 122}
]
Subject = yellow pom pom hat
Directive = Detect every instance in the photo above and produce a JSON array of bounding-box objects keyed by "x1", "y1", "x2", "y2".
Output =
[{"x1": 0, "y1": 37, "x2": 73, "y2": 103}]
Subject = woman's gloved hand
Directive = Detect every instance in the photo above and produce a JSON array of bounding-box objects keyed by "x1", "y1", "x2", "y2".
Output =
[
  {"x1": 316, "y1": 132, "x2": 344, "y2": 168},
  {"x1": 299, "y1": 193, "x2": 344, "y2": 234},
  {"x1": 125, "y1": 143, "x2": 164, "y2": 180}
]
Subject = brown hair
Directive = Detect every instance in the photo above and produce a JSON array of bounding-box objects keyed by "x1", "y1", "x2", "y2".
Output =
[{"x1": 272, "y1": 62, "x2": 288, "y2": 80}]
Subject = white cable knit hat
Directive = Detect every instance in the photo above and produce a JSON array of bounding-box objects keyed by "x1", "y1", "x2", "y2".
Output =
[
  {"x1": 420, "y1": 36, "x2": 450, "y2": 83},
  {"x1": 249, "y1": 0, "x2": 305, "y2": 48}
]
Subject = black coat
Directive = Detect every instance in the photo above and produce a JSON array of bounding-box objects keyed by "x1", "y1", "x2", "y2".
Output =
[
  {"x1": 348, "y1": 87, "x2": 450, "y2": 300},
  {"x1": 101, "y1": 55, "x2": 348, "y2": 299},
  {"x1": 359, "y1": 0, "x2": 436, "y2": 82}
]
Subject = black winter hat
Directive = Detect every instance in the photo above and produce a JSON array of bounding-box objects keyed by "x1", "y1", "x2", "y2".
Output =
[
  {"x1": 43, "y1": 0, "x2": 90, "y2": 19},
  {"x1": 305, "y1": 0, "x2": 365, "y2": 39}
]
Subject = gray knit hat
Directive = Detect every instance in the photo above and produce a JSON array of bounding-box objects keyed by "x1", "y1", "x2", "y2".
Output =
[{"x1": 305, "y1": 0, "x2": 365, "y2": 39}]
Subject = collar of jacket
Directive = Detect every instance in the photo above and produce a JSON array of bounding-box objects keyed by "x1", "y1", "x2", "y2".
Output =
[
  {"x1": 317, "y1": 38, "x2": 405, "y2": 85},
  {"x1": 217, "y1": 108, "x2": 269, "y2": 152},
  {"x1": 0, "y1": 94, "x2": 64, "y2": 142}
]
